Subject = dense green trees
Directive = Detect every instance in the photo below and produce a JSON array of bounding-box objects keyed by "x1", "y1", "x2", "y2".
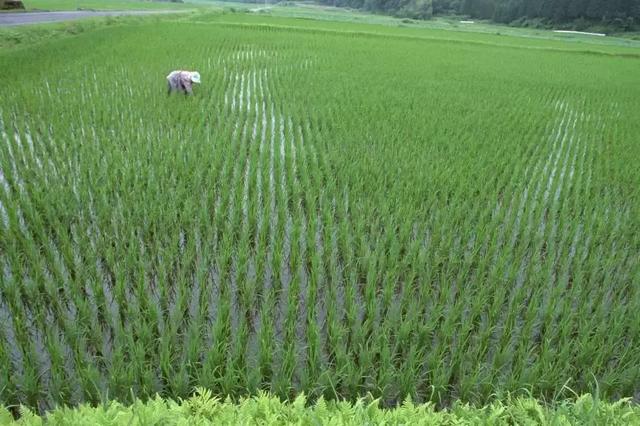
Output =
[
  {"x1": 316, "y1": 0, "x2": 640, "y2": 29},
  {"x1": 453, "y1": 0, "x2": 639, "y2": 23}
]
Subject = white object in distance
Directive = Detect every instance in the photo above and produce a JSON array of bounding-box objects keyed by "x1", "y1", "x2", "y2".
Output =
[
  {"x1": 191, "y1": 72, "x2": 201, "y2": 83},
  {"x1": 553, "y1": 30, "x2": 606, "y2": 37}
]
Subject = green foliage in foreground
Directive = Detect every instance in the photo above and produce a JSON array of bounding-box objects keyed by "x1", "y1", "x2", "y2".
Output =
[{"x1": 2, "y1": 389, "x2": 639, "y2": 425}]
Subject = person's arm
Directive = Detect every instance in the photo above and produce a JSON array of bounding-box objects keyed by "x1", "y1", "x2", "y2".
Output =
[
  {"x1": 184, "y1": 80, "x2": 193, "y2": 95},
  {"x1": 179, "y1": 74, "x2": 193, "y2": 95}
]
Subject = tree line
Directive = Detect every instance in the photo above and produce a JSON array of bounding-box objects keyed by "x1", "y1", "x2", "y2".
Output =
[{"x1": 316, "y1": 0, "x2": 640, "y2": 30}]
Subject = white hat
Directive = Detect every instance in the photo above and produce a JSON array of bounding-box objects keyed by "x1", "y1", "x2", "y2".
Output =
[{"x1": 190, "y1": 72, "x2": 201, "y2": 84}]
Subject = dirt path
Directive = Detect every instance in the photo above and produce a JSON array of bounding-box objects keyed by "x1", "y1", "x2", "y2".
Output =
[{"x1": 0, "y1": 10, "x2": 186, "y2": 26}]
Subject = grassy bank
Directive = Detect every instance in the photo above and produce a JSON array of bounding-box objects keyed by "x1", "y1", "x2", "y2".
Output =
[
  {"x1": 0, "y1": 13, "x2": 192, "y2": 49},
  {"x1": 3, "y1": 390, "x2": 639, "y2": 424},
  {"x1": 21, "y1": 0, "x2": 198, "y2": 11}
]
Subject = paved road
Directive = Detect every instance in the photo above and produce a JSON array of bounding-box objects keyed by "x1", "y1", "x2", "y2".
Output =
[{"x1": 0, "y1": 10, "x2": 185, "y2": 26}]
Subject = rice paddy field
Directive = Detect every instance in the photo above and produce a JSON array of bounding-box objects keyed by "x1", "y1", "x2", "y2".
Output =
[{"x1": 0, "y1": 11, "x2": 639, "y2": 415}]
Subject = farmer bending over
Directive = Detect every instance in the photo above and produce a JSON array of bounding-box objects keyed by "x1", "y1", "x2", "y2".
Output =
[{"x1": 167, "y1": 70, "x2": 201, "y2": 95}]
